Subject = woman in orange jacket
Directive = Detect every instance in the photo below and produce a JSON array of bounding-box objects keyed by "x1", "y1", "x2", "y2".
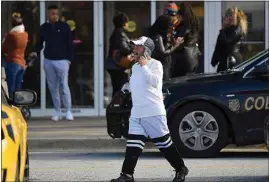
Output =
[{"x1": 2, "y1": 12, "x2": 28, "y2": 98}]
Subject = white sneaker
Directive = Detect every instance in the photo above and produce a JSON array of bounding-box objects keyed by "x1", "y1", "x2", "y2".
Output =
[
  {"x1": 66, "y1": 111, "x2": 74, "y2": 121},
  {"x1": 52, "y1": 115, "x2": 60, "y2": 121},
  {"x1": 52, "y1": 111, "x2": 62, "y2": 121}
]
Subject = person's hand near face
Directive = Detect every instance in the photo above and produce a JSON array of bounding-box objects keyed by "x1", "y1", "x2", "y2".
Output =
[
  {"x1": 138, "y1": 56, "x2": 148, "y2": 67},
  {"x1": 132, "y1": 45, "x2": 150, "y2": 67},
  {"x1": 174, "y1": 37, "x2": 184, "y2": 47}
]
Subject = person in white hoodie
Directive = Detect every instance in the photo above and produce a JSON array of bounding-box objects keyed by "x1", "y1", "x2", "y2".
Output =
[{"x1": 111, "y1": 36, "x2": 188, "y2": 182}]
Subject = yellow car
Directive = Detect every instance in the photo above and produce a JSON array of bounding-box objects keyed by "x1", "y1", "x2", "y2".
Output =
[{"x1": 1, "y1": 87, "x2": 37, "y2": 182}]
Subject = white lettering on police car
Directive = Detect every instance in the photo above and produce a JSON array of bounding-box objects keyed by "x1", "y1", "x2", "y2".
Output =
[
  {"x1": 255, "y1": 96, "x2": 265, "y2": 110},
  {"x1": 245, "y1": 96, "x2": 269, "y2": 111},
  {"x1": 266, "y1": 97, "x2": 269, "y2": 110},
  {"x1": 245, "y1": 97, "x2": 254, "y2": 111}
]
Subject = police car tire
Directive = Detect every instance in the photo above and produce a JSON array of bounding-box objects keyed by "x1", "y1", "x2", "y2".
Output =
[{"x1": 170, "y1": 101, "x2": 228, "y2": 158}]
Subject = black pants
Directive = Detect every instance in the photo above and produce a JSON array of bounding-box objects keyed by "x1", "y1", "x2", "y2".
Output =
[
  {"x1": 107, "y1": 69, "x2": 128, "y2": 97},
  {"x1": 122, "y1": 134, "x2": 186, "y2": 175}
]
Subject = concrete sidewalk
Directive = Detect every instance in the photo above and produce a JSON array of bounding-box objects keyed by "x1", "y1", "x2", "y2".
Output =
[
  {"x1": 27, "y1": 118, "x2": 267, "y2": 152},
  {"x1": 27, "y1": 117, "x2": 129, "y2": 150}
]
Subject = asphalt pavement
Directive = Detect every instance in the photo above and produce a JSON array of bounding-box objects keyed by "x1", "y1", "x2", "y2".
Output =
[
  {"x1": 29, "y1": 150, "x2": 269, "y2": 182},
  {"x1": 28, "y1": 118, "x2": 268, "y2": 181}
]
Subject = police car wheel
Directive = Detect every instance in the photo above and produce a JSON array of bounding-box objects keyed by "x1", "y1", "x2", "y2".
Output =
[{"x1": 170, "y1": 102, "x2": 228, "y2": 158}]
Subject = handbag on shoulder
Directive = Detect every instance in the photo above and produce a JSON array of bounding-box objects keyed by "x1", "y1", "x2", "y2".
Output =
[{"x1": 112, "y1": 49, "x2": 133, "y2": 69}]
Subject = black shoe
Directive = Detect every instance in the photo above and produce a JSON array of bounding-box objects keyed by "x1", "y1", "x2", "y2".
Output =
[
  {"x1": 111, "y1": 173, "x2": 135, "y2": 182},
  {"x1": 173, "y1": 166, "x2": 189, "y2": 182}
]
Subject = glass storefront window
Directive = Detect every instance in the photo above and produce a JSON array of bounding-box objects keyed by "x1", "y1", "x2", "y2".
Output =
[
  {"x1": 103, "y1": 1, "x2": 151, "y2": 107},
  {"x1": 157, "y1": 1, "x2": 205, "y2": 73},
  {"x1": 222, "y1": 2, "x2": 265, "y2": 60},
  {"x1": 1, "y1": 1, "x2": 41, "y2": 108},
  {"x1": 45, "y1": 1, "x2": 94, "y2": 108}
]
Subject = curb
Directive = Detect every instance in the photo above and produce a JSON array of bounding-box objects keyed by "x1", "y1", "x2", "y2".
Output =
[
  {"x1": 28, "y1": 138, "x2": 127, "y2": 150},
  {"x1": 28, "y1": 138, "x2": 268, "y2": 152},
  {"x1": 28, "y1": 138, "x2": 156, "y2": 151}
]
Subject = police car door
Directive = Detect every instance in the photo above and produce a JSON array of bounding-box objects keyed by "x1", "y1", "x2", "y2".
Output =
[{"x1": 235, "y1": 56, "x2": 269, "y2": 143}]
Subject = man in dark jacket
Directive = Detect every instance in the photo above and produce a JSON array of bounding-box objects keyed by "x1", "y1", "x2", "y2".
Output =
[{"x1": 30, "y1": 5, "x2": 74, "y2": 121}]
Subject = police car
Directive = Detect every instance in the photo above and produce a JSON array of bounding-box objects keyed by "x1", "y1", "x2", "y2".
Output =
[{"x1": 106, "y1": 49, "x2": 269, "y2": 157}]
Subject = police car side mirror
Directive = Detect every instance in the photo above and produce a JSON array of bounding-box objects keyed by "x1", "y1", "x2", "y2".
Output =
[{"x1": 227, "y1": 56, "x2": 236, "y2": 70}]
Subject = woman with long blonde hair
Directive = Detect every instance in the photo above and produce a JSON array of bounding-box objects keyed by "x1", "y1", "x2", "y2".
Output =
[{"x1": 211, "y1": 7, "x2": 248, "y2": 72}]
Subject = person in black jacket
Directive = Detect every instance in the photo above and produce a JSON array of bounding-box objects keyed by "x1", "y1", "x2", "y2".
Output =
[
  {"x1": 106, "y1": 12, "x2": 133, "y2": 97},
  {"x1": 149, "y1": 15, "x2": 184, "y2": 81},
  {"x1": 171, "y1": 2, "x2": 201, "y2": 78},
  {"x1": 211, "y1": 7, "x2": 248, "y2": 72}
]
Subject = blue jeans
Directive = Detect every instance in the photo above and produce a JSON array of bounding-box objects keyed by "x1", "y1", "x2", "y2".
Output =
[
  {"x1": 5, "y1": 62, "x2": 25, "y2": 98},
  {"x1": 44, "y1": 59, "x2": 72, "y2": 112}
]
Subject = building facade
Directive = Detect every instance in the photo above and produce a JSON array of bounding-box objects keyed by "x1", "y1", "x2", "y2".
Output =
[{"x1": 1, "y1": 1, "x2": 269, "y2": 117}]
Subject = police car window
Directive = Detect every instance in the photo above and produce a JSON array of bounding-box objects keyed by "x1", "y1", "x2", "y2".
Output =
[
  {"x1": 234, "y1": 50, "x2": 268, "y2": 71},
  {"x1": 245, "y1": 57, "x2": 269, "y2": 78},
  {"x1": 255, "y1": 57, "x2": 269, "y2": 68}
]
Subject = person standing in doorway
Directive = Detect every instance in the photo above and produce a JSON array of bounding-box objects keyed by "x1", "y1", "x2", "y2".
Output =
[
  {"x1": 30, "y1": 5, "x2": 74, "y2": 121},
  {"x1": 2, "y1": 12, "x2": 28, "y2": 98}
]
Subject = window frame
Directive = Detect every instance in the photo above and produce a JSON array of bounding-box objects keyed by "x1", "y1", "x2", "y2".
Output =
[{"x1": 243, "y1": 57, "x2": 269, "y2": 79}]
